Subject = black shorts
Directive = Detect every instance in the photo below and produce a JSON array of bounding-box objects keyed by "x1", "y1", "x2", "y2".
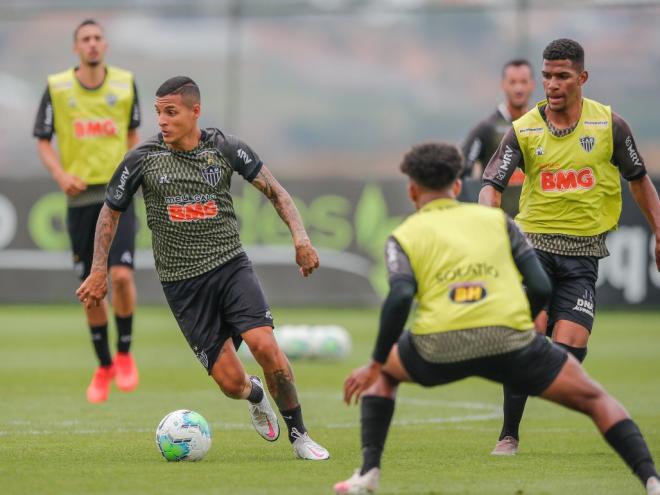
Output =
[
  {"x1": 398, "y1": 331, "x2": 568, "y2": 396},
  {"x1": 536, "y1": 250, "x2": 598, "y2": 334},
  {"x1": 161, "y1": 252, "x2": 274, "y2": 374},
  {"x1": 67, "y1": 201, "x2": 136, "y2": 280}
]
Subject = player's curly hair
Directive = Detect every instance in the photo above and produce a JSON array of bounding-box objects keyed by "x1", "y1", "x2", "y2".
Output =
[
  {"x1": 156, "y1": 76, "x2": 201, "y2": 106},
  {"x1": 543, "y1": 38, "x2": 584, "y2": 70},
  {"x1": 400, "y1": 143, "x2": 462, "y2": 191}
]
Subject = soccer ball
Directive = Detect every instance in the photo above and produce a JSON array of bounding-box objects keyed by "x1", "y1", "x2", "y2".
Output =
[{"x1": 155, "y1": 409, "x2": 212, "y2": 462}]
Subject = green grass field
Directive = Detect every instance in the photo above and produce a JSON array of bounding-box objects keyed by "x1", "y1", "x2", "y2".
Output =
[{"x1": 1, "y1": 305, "x2": 658, "y2": 495}]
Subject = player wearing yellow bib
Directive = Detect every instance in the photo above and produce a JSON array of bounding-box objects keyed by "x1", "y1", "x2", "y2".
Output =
[
  {"x1": 33, "y1": 19, "x2": 141, "y2": 403},
  {"x1": 334, "y1": 143, "x2": 660, "y2": 495},
  {"x1": 480, "y1": 39, "x2": 660, "y2": 458}
]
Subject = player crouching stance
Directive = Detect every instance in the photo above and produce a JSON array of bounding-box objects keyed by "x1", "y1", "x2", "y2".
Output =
[
  {"x1": 77, "y1": 76, "x2": 328, "y2": 460},
  {"x1": 334, "y1": 143, "x2": 659, "y2": 494}
]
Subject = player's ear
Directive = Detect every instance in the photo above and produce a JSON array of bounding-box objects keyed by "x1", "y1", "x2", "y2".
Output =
[
  {"x1": 578, "y1": 70, "x2": 588, "y2": 87},
  {"x1": 192, "y1": 103, "x2": 201, "y2": 120},
  {"x1": 452, "y1": 178, "x2": 462, "y2": 198},
  {"x1": 407, "y1": 181, "x2": 418, "y2": 207}
]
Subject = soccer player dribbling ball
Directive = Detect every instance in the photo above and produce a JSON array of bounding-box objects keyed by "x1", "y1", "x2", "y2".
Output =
[
  {"x1": 33, "y1": 19, "x2": 141, "y2": 403},
  {"x1": 334, "y1": 142, "x2": 659, "y2": 495},
  {"x1": 479, "y1": 38, "x2": 660, "y2": 458},
  {"x1": 76, "y1": 76, "x2": 329, "y2": 460}
]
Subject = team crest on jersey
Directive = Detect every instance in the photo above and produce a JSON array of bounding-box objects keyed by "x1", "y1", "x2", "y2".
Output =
[
  {"x1": 106, "y1": 93, "x2": 117, "y2": 106},
  {"x1": 449, "y1": 283, "x2": 487, "y2": 304},
  {"x1": 200, "y1": 165, "x2": 222, "y2": 187},
  {"x1": 579, "y1": 135, "x2": 595, "y2": 153}
]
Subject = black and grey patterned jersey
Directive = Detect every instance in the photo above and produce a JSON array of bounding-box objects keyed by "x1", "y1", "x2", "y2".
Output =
[
  {"x1": 461, "y1": 104, "x2": 512, "y2": 178},
  {"x1": 105, "y1": 128, "x2": 262, "y2": 282}
]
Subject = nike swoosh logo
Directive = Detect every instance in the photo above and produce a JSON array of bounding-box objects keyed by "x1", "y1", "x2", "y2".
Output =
[{"x1": 267, "y1": 418, "x2": 276, "y2": 439}]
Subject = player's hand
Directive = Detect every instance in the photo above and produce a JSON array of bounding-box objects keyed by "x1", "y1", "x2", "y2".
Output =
[
  {"x1": 654, "y1": 233, "x2": 660, "y2": 271},
  {"x1": 343, "y1": 361, "x2": 382, "y2": 405},
  {"x1": 56, "y1": 171, "x2": 87, "y2": 196},
  {"x1": 295, "y1": 239, "x2": 320, "y2": 277},
  {"x1": 76, "y1": 270, "x2": 107, "y2": 309}
]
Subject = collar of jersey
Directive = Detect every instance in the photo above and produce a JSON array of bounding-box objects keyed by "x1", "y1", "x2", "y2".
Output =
[
  {"x1": 420, "y1": 198, "x2": 458, "y2": 212},
  {"x1": 159, "y1": 129, "x2": 208, "y2": 154}
]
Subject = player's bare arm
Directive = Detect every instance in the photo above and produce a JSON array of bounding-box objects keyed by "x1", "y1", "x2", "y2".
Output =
[
  {"x1": 76, "y1": 204, "x2": 121, "y2": 308},
  {"x1": 251, "y1": 165, "x2": 320, "y2": 277},
  {"x1": 629, "y1": 176, "x2": 660, "y2": 270},
  {"x1": 36, "y1": 138, "x2": 87, "y2": 196},
  {"x1": 478, "y1": 185, "x2": 502, "y2": 207}
]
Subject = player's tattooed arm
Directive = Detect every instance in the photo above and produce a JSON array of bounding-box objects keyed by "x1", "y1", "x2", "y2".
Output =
[
  {"x1": 264, "y1": 364, "x2": 300, "y2": 411},
  {"x1": 251, "y1": 165, "x2": 320, "y2": 277},
  {"x1": 76, "y1": 205, "x2": 121, "y2": 308}
]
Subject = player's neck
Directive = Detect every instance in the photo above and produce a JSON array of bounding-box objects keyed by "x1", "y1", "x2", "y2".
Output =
[
  {"x1": 506, "y1": 102, "x2": 528, "y2": 121},
  {"x1": 545, "y1": 97, "x2": 583, "y2": 129},
  {"x1": 416, "y1": 192, "x2": 454, "y2": 209},
  {"x1": 75, "y1": 63, "x2": 106, "y2": 89},
  {"x1": 167, "y1": 128, "x2": 202, "y2": 152}
]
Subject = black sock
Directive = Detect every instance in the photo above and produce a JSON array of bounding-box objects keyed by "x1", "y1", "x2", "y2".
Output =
[
  {"x1": 361, "y1": 396, "x2": 395, "y2": 475},
  {"x1": 246, "y1": 376, "x2": 264, "y2": 404},
  {"x1": 604, "y1": 419, "x2": 658, "y2": 485},
  {"x1": 115, "y1": 314, "x2": 133, "y2": 354},
  {"x1": 556, "y1": 343, "x2": 587, "y2": 363},
  {"x1": 280, "y1": 405, "x2": 306, "y2": 443},
  {"x1": 499, "y1": 385, "x2": 528, "y2": 441},
  {"x1": 90, "y1": 324, "x2": 112, "y2": 367}
]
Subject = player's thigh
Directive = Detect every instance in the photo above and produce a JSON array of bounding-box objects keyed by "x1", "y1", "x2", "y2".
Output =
[
  {"x1": 548, "y1": 255, "x2": 598, "y2": 338},
  {"x1": 221, "y1": 254, "x2": 274, "y2": 343},
  {"x1": 108, "y1": 201, "x2": 136, "y2": 270},
  {"x1": 396, "y1": 331, "x2": 474, "y2": 387},
  {"x1": 210, "y1": 338, "x2": 247, "y2": 389},
  {"x1": 494, "y1": 333, "x2": 569, "y2": 396},
  {"x1": 540, "y1": 353, "x2": 604, "y2": 409},
  {"x1": 161, "y1": 270, "x2": 226, "y2": 375},
  {"x1": 66, "y1": 203, "x2": 103, "y2": 280}
]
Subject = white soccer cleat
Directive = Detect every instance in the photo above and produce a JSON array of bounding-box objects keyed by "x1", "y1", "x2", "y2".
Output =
[
  {"x1": 334, "y1": 467, "x2": 380, "y2": 494},
  {"x1": 247, "y1": 376, "x2": 279, "y2": 442},
  {"x1": 647, "y1": 476, "x2": 660, "y2": 495},
  {"x1": 491, "y1": 435, "x2": 519, "y2": 456},
  {"x1": 291, "y1": 428, "x2": 330, "y2": 460}
]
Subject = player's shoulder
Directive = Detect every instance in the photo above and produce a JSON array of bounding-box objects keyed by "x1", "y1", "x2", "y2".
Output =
[
  {"x1": 106, "y1": 65, "x2": 134, "y2": 80},
  {"x1": 125, "y1": 134, "x2": 166, "y2": 163},
  {"x1": 47, "y1": 68, "x2": 75, "y2": 90}
]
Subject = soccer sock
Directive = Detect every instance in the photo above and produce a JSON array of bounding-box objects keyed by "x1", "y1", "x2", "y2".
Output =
[
  {"x1": 115, "y1": 314, "x2": 133, "y2": 354},
  {"x1": 499, "y1": 385, "x2": 527, "y2": 441},
  {"x1": 246, "y1": 376, "x2": 264, "y2": 404},
  {"x1": 556, "y1": 342, "x2": 587, "y2": 363},
  {"x1": 360, "y1": 396, "x2": 395, "y2": 475},
  {"x1": 90, "y1": 324, "x2": 112, "y2": 367},
  {"x1": 604, "y1": 419, "x2": 658, "y2": 485},
  {"x1": 280, "y1": 405, "x2": 306, "y2": 443}
]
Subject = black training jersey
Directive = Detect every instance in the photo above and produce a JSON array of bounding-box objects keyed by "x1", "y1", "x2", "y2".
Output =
[
  {"x1": 461, "y1": 104, "x2": 512, "y2": 178},
  {"x1": 106, "y1": 128, "x2": 262, "y2": 282}
]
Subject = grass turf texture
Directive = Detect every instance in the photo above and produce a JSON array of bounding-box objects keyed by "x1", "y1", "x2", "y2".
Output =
[{"x1": 0, "y1": 305, "x2": 658, "y2": 495}]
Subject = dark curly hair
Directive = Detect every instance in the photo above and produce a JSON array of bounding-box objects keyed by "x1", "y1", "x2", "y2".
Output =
[
  {"x1": 543, "y1": 38, "x2": 584, "y2": 70},
  {"x1": 400, "y1": 143, "x2": 462, "y2": 191}
]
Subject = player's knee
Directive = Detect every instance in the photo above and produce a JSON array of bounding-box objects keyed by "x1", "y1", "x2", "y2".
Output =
[
  {"x1": 247, "y1": 336, "x2": 280, "y2": 363},
  {"x1": 556, "y1": 342, "x2": 587, "y2": 363},
  {"x1": 216, "y1": 373, "x2": 247, "y2": 399},
  {"x1": 110, "y1": 267, "x2": 134, "y2": 292}
]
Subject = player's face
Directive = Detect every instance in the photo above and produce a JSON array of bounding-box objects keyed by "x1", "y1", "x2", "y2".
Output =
[
  {"x1": 155, "y1": 95, "x2": 200, "y2": 146},
  {"x1": 74, "y1": 24, "x2": 107, "y2": 67},
  {"x1": 501, "y1": 65, "x2": 535, "y2": 110},
  {"x1": 542, "y1": 59, "x2": 588, "y2": 113}
]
